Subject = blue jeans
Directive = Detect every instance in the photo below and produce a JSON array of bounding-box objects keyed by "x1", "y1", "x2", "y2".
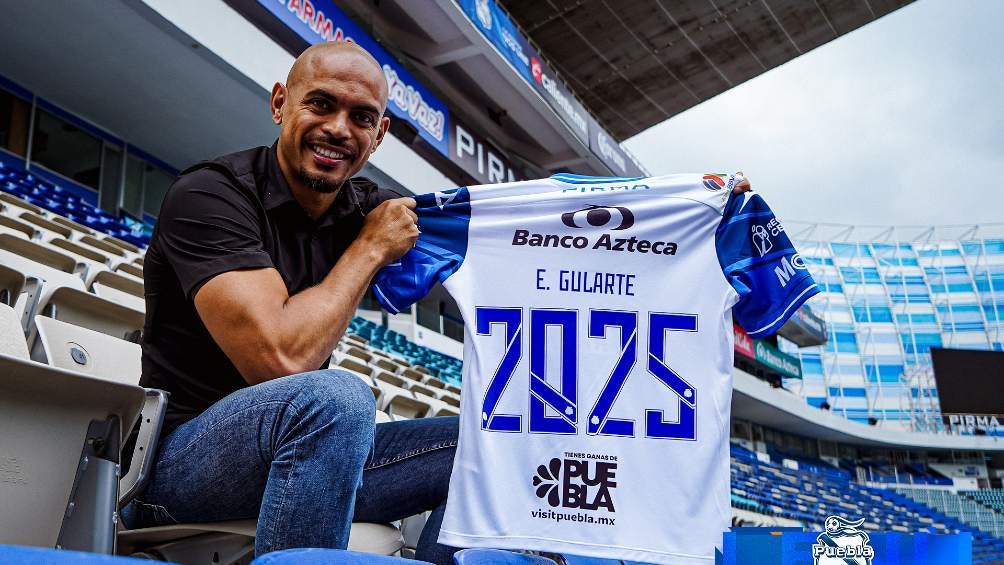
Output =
[{"x1": 125, "y1": 370, "x2": 460, "y2": 564}]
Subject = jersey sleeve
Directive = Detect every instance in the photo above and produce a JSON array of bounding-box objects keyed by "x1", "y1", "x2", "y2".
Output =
[
  {"x1": 716, "y1": 191, "x2": 819, "y2": 339},
  {"x1": 372, "y1": 187, "x2": 471, "y2": 314}
]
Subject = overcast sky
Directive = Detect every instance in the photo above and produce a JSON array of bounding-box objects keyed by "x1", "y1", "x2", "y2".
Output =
[{"x1": 622, "y1": 0, "x2": 1003, "y2": 228}]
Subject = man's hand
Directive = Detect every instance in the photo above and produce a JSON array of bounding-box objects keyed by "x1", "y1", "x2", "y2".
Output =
[
  {"x1": 353, "y1": 197, "x2": 419, "y2": 266},
  {"x1": 732, "y1": 172, "x2": 752, "y2": 195}
]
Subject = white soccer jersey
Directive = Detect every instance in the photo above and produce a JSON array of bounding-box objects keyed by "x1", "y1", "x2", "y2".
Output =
[{"x1": 373, "y1": 173, "x2": 818, "y2": 563}]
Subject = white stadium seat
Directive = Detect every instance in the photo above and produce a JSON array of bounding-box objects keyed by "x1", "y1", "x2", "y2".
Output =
[
  {"x1": 345, "y1": 344, "x2": 373, "y2": 363},
  {"x1": 33, "y1": 315, "x2": 141, "y2": 384},
  {"x1": 336, "y1": 355, "x2": 374, "y2": 377},
  {"x1": 38, "y1": 286, "x2": 144, "y2": 343},
  {"x1": 0, "y1": 302, "x2": 145, "y2": 552},
  {"x1": 0, "y1": 211, "x2": 37, "y2": 240},
  {"x1": 0, "y1": 191, "x2": 46, "y2": 216},
  {"x1": 18, "y1": 211, "x2": 74, "y2": 241}
]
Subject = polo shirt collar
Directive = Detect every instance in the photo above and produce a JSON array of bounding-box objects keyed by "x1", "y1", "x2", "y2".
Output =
[{"x1": 264, "y1": 142, "x2": 364, "y2": 228}]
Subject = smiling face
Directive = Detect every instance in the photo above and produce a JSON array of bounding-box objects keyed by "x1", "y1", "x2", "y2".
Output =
[{"x1": 271, "y1": 42, "x2": 390, "y2": 196}]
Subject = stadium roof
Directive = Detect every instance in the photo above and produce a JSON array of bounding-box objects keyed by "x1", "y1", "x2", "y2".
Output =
[{"x1": 502, "y1": 0, "x2": 914, "y2": 140}]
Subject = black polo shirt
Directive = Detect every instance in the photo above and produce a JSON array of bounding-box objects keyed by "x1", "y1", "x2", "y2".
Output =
[{"x1": 140, "y1": 144, "x2": 402, "y2": 435}]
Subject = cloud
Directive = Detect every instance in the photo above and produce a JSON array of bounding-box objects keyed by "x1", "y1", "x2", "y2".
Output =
[{"x1": 623, "y1": 0, "x2": 1004, "y2": 227}]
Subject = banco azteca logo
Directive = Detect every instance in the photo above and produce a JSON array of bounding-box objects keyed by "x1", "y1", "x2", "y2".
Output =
[
  {"x1": 812, "y1": 515, "x2": 874, "y2": 565},
  {"x1": 531, "y1": 456, "x2": 617, "y2": 512},
  {"x1": 561, "y1": 205, "x2": 634, "y2": 230}
]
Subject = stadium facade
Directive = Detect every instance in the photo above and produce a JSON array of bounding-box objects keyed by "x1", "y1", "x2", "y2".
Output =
[
  {"x1": 4, "y1": 1, "x2": 1004, "y2": 563},
  {"x1": 2, "y1": 0, "x2": 999, "y2": 433},
  {"x1": 780, "y1": 224, "x2": 1004, "y2": 430}
]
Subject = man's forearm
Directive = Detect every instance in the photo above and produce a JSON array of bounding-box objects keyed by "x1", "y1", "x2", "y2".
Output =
[{"x1": 268, "y1": 243, "x2": 384, "y2": 377}]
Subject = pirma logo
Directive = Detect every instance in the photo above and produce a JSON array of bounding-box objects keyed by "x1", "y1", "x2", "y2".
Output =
[
  {"x1": 531, "y1": 457, "x2": 617, "y2": 512},
  {"x1": 561, "y1": 205, "x2": 634, "y2": 230},
  {"x1": 812, "y1": 515, "x2": 874, "y2": 565}
]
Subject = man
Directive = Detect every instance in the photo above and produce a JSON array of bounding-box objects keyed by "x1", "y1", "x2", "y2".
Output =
[
  {"x1": 132, "y1": 39, "x2": 753, "y2": 563},
  {"x1": 131, "y1": 42, "x2": 457, "y2": 563}
]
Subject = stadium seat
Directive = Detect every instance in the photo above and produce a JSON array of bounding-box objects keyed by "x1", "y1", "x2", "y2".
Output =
[
  {"x1": 0, "y1": 191, "x2": 46, "y2": 215},
  {"x1": 79, "y1": 235, "x2": 128, "y2": 260},
  {"x1": 409, "y1": 382, "x2": 438, "y2": 399},
  {"x1": 100, "y1": 234, "x2": 140, "y2": 255},
  {"x1": 346, "y1": 345, "x2": 374, "y2": 363},
  {"x1": 37, "y1": 287, "x2": 144, "y2": 342},
  {"x1": 0, "y1": 302, "x2": 29, "y2": 357},
  {"x1": 91, "y1": 270, "x2": 146, "y2": 312},
  {"x1": 0, "y1": 545, "x2": 171, "y2": 564},
  {"x1": 372, "y1": 357, "x2": 399, "y2": 373},
  {"x1": 0, "y1": 232, "x2": 81, "y2": 274},
  {"x1": 413, "y1": 392, "x2": 459, "y2": 417},
  {"x1": 0, "y1": 212, "x2": 38, "y2": 239},
  {"x1": 374, "y1": 370, "x2": 408, "y2": 389},
  {"x1": 337, "y1": 356, "x2": 375, "y2": 377},
  {"x1": 114, "y1": 261, "x2": 144, "y2": 280},
  {"x1": 50, "y1": 237, "x2": 111, "y2": 266},
  {"x1": 50, "y1": 215, "x2": 97, "y2": 237},
  {"x1": 345, "y1": 333, "x2": 368, "y2": 345},
  {"x1": 401, "y1": 368, "x2": 425, "y2": 382},
  {"x1": 0, "y1": 262, "x2": 26, "y2": 307},
  {"x1": 424, "y1": 378, "x2": 446, "y2": 390},
  {"x1": 0, "y1": 236, "x2": 88, "y2": 328},
  {"x1": 33, "y1": 316, "x2": 141, "y2": 384},
  {"x1": 373, "y1": 378, "x2": 431, "y2": 420},
  {"x1": 19, "y1": 211, "x2": 74, "y2": 240},
  {"x1": 118, "y1": 418, "x2": 406, "y2": 563},
  {"x1": 451, "y1": 549, "x2": 557, "y2": 564},
  {"x1": 47, "y1": 237, "x2": 116, "y2": 284},
  {"x1": 0, "y1": 305, "x2": 145, "y2": 552},
  {"x1": 250, "y1": 547, "x2": 424, "y2": 565}
]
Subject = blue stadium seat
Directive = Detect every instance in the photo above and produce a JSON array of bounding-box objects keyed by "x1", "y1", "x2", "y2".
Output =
[
  {"x1": 0, "y1": 161, "x2": 151, "y2": 247},
  {"x1": 451, "y1": 549, "x2": 556, "y2": 565},
  {"x1": 0, "y1": 545, "x2": 170, "y2": 564},
  {"x1": 251, "y1": 548, "x2": 430, "y2": 564}
]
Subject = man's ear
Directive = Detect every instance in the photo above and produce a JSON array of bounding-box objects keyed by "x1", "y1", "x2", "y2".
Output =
[
  {"x1": 270, "y1": 82, "x2": 286, "y2": 125},
  {"x1": 372, "y1": 116, "x2": 391, "y2": 154}
]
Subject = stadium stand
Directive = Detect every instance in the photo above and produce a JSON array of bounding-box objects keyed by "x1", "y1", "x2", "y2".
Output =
[
  {"x1": 898, "y1": 488, "x2": 1004, "y2": 538},
  {"x1": 730, "y1": 444, "x2": 1004, "y2": 563},
  {"x1": 966, "y1": 490, "x2": 1004, "y2": 514},
  {"x1": 4, "y1": 145, "x2": 1004, "y2": 564},
  {"x1": 0, "y1": 163, "x2": 150, "y2": 248}
]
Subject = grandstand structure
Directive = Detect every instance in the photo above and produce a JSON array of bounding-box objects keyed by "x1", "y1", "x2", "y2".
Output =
[
  {"x1": 2, "y1": 156, "x2": 1004, "y2": 564},
  {"x1": 3, "y1": 0, "x2": 1004, "y2": 564},
  {"x1": 779, "y1": 222, "x2": 1004, "y2": 430}
]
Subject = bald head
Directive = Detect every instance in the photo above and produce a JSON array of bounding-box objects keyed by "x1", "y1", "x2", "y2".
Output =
[
  {"x1": 270, "y1": 40, "x2": 392, "y2": 208},
  {"x1": 287, "y1": 42, "x2": 388, "y2": 112}
]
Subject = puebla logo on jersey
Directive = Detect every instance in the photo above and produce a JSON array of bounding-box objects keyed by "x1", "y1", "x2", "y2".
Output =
[
  {"x1": 512, "y1": 205, "x2": 677, "y2": 255},
  {"x1": 812, "y1": 516, "x2": 874, "y2": 565},
  {"x1": 532, "y1": 456, "x2": 617, "y2": 512}
]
